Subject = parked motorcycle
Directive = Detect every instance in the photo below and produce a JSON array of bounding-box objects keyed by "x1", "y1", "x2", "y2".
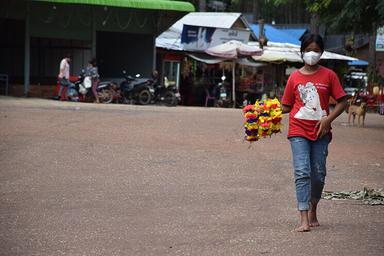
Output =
[
  {"x1": 76, "y1": 70, "x2": 114, "y2": 103},
  {"x1": 151, "y1": 76, "x2": 180, "y2": 107},
  {"x1": 117, "y1": 71, "x2": 154, "y2": 105}
]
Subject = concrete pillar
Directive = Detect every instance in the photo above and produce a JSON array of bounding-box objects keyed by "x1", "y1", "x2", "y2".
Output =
[
  {"x1": 91, "y1": 7, "x2": 96, "y2": 58},
  {"x1": 24, "y1": 0, "x2": 30, "y2": 97}
]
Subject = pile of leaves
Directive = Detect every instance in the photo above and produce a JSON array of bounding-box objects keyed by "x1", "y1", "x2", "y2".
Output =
[{"x1": 322, "y1": 187, "x2": 384, "y2": 205}]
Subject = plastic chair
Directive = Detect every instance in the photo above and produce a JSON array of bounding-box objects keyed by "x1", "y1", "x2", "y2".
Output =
[{"x1": 205, "y1": 88, "x2": 217, "y2": 107}]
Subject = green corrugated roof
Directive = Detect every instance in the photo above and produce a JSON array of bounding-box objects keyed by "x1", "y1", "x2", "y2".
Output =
[{"x1": 33, "y1": 0, "x2": 195, "y2": 12}]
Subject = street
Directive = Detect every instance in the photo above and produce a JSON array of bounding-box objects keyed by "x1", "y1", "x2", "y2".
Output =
[{"x1": 0, "y1": 96, "x2": 383, "y2": 256}]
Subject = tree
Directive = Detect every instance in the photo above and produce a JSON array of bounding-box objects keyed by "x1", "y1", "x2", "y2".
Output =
[
  {"x1": 181, "y1": 0, "x2": 310, "y2": 24},
  {"x1": 271, "y1": 0, "x2": 384, "y2": 82},
  {"x1": 270, "y1": 0, "x2": 331, "y2": 32},
  {"x1": 321, "y1": 0, "x2": 384, "y2": 83},
  {"x1": 199, "y1": 0, "x2": 206, "y2": 11}
]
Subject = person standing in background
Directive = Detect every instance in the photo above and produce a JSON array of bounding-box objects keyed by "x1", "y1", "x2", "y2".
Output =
[
  {"x1": 85, "y1": 58, "x2": 100, "y2": 103},
  {"x1": 55, "y1": 54, "x2": 75, "y2": 100}
]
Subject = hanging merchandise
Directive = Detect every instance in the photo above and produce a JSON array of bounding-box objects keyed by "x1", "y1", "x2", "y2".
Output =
[{"x1": 243, "y1": 98, "x2": 282, "y2": 142}]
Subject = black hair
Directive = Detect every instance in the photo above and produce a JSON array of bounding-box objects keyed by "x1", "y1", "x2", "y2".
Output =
[
  {"x1": 300, "y1": 33, "x2": 324, "y2": 54},
  {"x1": 89, "y1": 58, "x2": 97, "y2": 67}
]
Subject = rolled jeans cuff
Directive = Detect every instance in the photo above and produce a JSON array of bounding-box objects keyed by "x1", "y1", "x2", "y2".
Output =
[{"x1": 298, "y1": 201, "x2": 310, "y2": 211}]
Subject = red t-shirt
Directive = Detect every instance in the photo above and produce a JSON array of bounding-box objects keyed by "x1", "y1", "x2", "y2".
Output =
[{"x1": 282, "y1": 66, "x2": 345, "y2": 141}]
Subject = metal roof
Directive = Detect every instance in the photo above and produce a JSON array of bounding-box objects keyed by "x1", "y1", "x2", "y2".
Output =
[
  {"x1": 156, "y1": 12, "x2": 255, "y2": 51},
  {"x1": 170, "y1": 12, "x2": 243, "y2": 33}
]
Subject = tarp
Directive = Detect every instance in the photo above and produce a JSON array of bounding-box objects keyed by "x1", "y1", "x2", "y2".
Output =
[
  {"x1": 33, "y1": 0, "x2": 195, "y2": 12},
  {"x1": 187, "y1": 53, "x2": 265, "y2": 68},
  {"x1": 279, "y1": 28, "x2": 308, "y2": 40},
  {"x1": 249, "y1": 42, "x2": 359, "y2": 63},
  {"x1": 205, "y1": 40, "x2": 263, "y2": 59},
  {"x1": 251, "y1": 24, "x2": 301, "y2": 45},
  {"x1": 321, "y1": 51, "x2": 359, "y2": 61},
  {"x1": 348, "y1": 60, "x2": 369, "y2": 66},
  {"x1": 187, "y1": 53, "x2": 225, "y2": 64},
  {"x1": 252, "y1": 45, "x2": 302, "y2": 63},
  {"x1": 236, "y1": 58, "x2": 265, "y2": 68}
]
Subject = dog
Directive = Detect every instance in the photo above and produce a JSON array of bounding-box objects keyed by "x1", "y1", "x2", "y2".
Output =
[{"x1": 348, "y1": 102, "x2": 367, "y2": 127}]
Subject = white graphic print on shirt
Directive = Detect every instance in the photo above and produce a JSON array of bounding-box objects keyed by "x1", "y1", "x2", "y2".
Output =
[{"x1": 294, "y1": 82, "x2": 326, "y2": 120}]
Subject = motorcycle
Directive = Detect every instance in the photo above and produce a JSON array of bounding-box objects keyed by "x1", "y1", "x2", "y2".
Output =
[
  {"x1": 117, "y1": 71, "x2": 154, "y2": 105},
  {"x1": 76, "y1": 70, "x2": 114, "y2": 103},
  {"x1": 151, "y1": 76, "x2": 181, "y2": 107}
]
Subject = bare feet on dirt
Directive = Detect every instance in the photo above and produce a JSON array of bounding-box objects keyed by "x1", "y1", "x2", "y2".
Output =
[
  {"x1": 293, "y1": 226, "x2": 310, "y2": 232},
  {"x1": 309, "y1": 204, "x2": 320, "y2": 227}
]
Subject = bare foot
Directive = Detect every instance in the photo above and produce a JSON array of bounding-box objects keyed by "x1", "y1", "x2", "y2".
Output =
[
  {"x1": 309, "y1": 209, "x2": 320, "y2": 227},
  {"x1": 309, "y1": 220, "x2": 320, "y2": 227},
  {"x1": 293, "y1": 226, "x2": 310, "y2": 232}
]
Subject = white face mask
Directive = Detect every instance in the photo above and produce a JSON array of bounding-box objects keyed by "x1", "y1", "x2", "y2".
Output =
[{"x1": 302, "y1": 51, "x2": 322, "y2": 66}]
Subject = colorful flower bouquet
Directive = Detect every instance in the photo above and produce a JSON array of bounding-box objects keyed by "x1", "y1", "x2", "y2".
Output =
[{"x1": 243, "y1": 98, "x2": 283, "y2": 142}]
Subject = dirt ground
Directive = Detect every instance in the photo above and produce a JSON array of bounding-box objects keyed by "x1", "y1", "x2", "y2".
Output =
[{"x1": 0, "y1": 96, "x2": 383, "y2": 256}]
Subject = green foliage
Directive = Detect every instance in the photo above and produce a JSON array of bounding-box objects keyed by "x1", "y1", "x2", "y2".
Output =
[
  {"x1": 270, "y1": 0, "x2": 290, "y2": 6},
  {"x1": 327, "y1": 0, "x2": 383, "y2": 34},
  {"x1": 367, "y1": 65, "x2": 384, "y2": 84},
  {"x1": 181, "y1": 0, "x2": 383, "y2": 32},
  {"x1": 377, "y1": 0, "x2": 384, "y2": 19},
  {"x1": 304, "y1": 0, "x2": 332, "y2": 13}
]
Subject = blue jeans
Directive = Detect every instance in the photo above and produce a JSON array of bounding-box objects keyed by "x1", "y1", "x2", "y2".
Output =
[{"x1": 289, "y1": 136, "x2": 330, "y2": 211}]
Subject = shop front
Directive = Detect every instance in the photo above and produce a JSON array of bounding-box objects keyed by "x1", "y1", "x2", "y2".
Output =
[
  {"x1": 0, "y1": 0, "x2": 194, "y2": 97},
  {"x1": 156, "y1": 12, "x2": 266, "y2": 107}
]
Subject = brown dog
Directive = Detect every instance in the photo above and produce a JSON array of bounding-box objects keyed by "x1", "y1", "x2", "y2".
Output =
[{"x1": 348, "y1": 102, "x2": 367, "y2": 127}]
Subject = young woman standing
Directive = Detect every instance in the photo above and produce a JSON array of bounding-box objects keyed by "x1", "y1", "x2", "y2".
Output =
[
  {"x1": 85, "y1": 58, "x2": 100, "y2": 103},
  {"x1": 281, "y1": 34, "x2": 347, "y2": 232}
]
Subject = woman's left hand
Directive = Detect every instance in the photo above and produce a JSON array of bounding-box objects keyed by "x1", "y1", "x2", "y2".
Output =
[{"x1": 316, "y1": 116, "x2": 331, "y2": 138}]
